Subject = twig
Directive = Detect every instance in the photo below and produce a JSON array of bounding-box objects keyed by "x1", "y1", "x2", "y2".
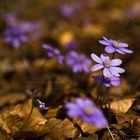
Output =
[
  {"x1": 107, "y1": 126, "x2": 115, "y2": 140},
  {"x1": 110, "y1": 125, "x2": 126, "y2": 140},
  {"x1": 20, "y1": 105, "x2": 34, "y2": 130}
]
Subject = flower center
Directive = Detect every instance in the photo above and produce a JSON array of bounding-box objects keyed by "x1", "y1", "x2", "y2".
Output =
[
  {"x1": 85, "y1": 107, "x2": 92, "y2": 115},
  {"x1": 12, "y1": 31, "x2": 20, "y2": 37},
  {"x1": 78, "y1": 56, "x2": 84, "y2": 63},
  {"x1": 104, "y1": 76, "x2": 110, "y2": 82},
  {"x1": 54, "y1": 49, "x2": 60, "y2": 54},
  {"x1": 105, "y1": 76, "x2": 109, "y2": 80},
  {"x1": 104, "y1": 59, "x2": 111, "y2": 67},
  {"x1": 113, "y1": 41, "x2": 119, "y2": 48}
]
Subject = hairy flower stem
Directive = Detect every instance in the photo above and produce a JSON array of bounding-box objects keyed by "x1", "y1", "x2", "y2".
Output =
[
  {"x1": 112, "y1": 52, "x2": 115, "y2": 59},
  {"x1": 97, "y1": 52, "x2": 115, "y2": 105},
  {"x1": 106, "y1": 87, "x2": 110, "y2": 108},
  {"x1": 96, "y1": 76, "x2": 104, "y2": 105},
  {"x1": 20, "y1": 105, "x2": 34, "y2": 131},
  {"x1": 102, "y1": 87, "x2": 108, "y2": 106},
  {"x1": 106, "y1": 87, "x2": 111, "y2": 122}
]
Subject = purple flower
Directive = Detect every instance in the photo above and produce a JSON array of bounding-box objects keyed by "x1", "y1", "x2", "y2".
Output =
[
  {"x1": 42, "y1": 44, "x2": 64, "y2": 64},
  {"x1": 4, "y1": 25, "x2": 28, "y2": 48},
  {"x1": 66, "y1": 51, "x2": 91, "y2": 73},
  {"x1": 125, "y1": 2, "x2": 140, "y2": 19},
  {"x1": 59, "y1": 4, "x2": 75, "y2": 18},
  {"x1": 99, "y1": 36, "x2": 133, "y2": 54},
  {"x1": 91, "y1": 53, "x2": 125, "y2": 77},
  {"x1": 4, "y1": 13, "x2": 17, "y2": 26},
  {"x1": 92, "y1": 75, "x2": 120, "y2": 87},
  {"x1": 37, "y1": 100, "x2": 48, "y2": 110},
  {"x1": 65, "y1": 98, "x2": 108, "y2": 128},
  {"x1": 21, "y1": 21, "x2": 43, "y2": 39},
  {"x1": 66, "y1": 41, "x2": 77, "y2": 51}
]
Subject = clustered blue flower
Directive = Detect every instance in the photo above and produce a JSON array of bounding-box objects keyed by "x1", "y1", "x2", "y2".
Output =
[
  {"x1": 65, "y1": 37, "x2": 133, "y2": 129},
  {"x1": 91, "y1": 36, "x2": 133, "y2": 87},
  {"x1": 42, "y1": 44, "x2": 92, "y2": 73}
]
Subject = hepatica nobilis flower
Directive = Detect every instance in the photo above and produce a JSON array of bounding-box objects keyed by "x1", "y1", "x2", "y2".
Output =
[
  {"x1": 65, "y1": 98, "x2": 108, "y2": 128},
  {"x1": 4, "y1": 25, "x2": 28, "y2": 48},
  {"x1": 99, "y1": 36, "x2": 133, "y2": 54},
  {"x1": 91, "y1": 53, "x2": 125, "y2": 77},
  {"x1": 66, "y1": 51, "x2": 92, "y2": 73},
  {"x1": 42, "y1": 44, "x2": 64, "y2": 64},
  {"x1": 32, "y1": 90, "x2": 48, "y2": 110},
  {"x1": 37, "y1": 100, "x2": 48, "y2": 110},
  {"x1": 92, "y1": 75, "x2": 120, "y2": 87}
]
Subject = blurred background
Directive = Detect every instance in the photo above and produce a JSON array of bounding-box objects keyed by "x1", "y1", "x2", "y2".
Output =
[{"x1": 0, "y1": 0, "x2": 140, "y2": 108}]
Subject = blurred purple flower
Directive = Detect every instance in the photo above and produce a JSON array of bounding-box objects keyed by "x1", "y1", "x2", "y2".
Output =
[
  {"x1": 66, "y1": 41, "x2": 77, "y2": 51},
  {"x1": 4, "y1": 25, "x2": 28, "y2": 48},
  {"x1": 42, "y1": 44, "x2": 64, "y2": 64},
  {"x1": 59, "y1": 4, "x2": 75, "y2": 18},
  {"x1": 92, "y1": 75, "x2": 120, "y2": 87},
  {"x1": 20, "y1": 21, "x2": 43, "y2": 39},
  {"x1": 4, "y1": 13, "x2": 17, "y2": 26},
  {"x1": 65, "y1": 98, "x2": 108, "y2": 128},
  {"x1": 66, "y1": 51, "x2": 92, "y2": 73},
  {"x1": 125, "y1": 2, "x2": 140, "y2": 19},
  {"x1": 99, "y1": 36, "x2": 133, "y2": 54},
  {"x1": 4, "y1": 13, "x2": 43, "y2": 40},
  {"x1": 91, "y1": 53, "x2": 125, "y2": 77}
]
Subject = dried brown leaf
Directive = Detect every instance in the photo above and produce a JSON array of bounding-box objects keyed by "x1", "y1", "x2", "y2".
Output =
[
  {"x1": 42, "y1": 118, "x2": 78, "y2": 140},
  {"x1": 0, "y1": 59, "x2": 14, "y2": 73},
  {"x1": 45, "y1": 106, "x2": 62, "y2": 119},
  {"x1": 74, "y1": 118, "x2": 97, "y2": 134},
  {"x1": 55, "y1": 75, "x2": 77, "y2": 95},
  {"x1": 73, "y1": 136, "x2": 97, "y2": 140},
  {"x1": 0, "y1": 92, "x2": 26, "y2": 107},
  {"x1": 14, "y1": 60, "x2": 30, "y2": 72},
  {"x1": 0, "y1": 99, "x2": 47, "y2": 139},
  {"x1": 110, "y1": 98, "x2": 135, "y2": 113},
  {"x1": 110, "y1": 78, "x2": 130, "y2": 96},
  {"x1": 115, "y1": 114, "x2": 137, "y2": 124},
  {"x1": 131, "y1": 118, "x2": 140, "y2": 135}
]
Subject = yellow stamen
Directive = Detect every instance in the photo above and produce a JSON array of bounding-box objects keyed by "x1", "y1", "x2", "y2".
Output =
[
  {"x1": 54, "y1": 49, "x2": 59, "y2": 54},
  {"x1": 85, "y1": 107, "x2": 92, "y2": 115},
  {"x1": 113, "y1": 41, "x2": 119, "y2": 48},
  {"x1": 105, "y1": 77, "x2": 109, "y2": 80},
  {"x1": 104, "y1": 60, "x2": 110, "y2": 67}
]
